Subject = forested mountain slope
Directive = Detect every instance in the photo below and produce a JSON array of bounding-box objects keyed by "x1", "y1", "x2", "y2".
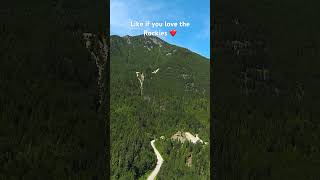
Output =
[
  {"x1": 0, "y1": 0, "x2": 108, "y2": 178},
  {"x1": 213, "y1": 0, "x2": 320, "y2": 179},
  {"x1": 110, "y1": 35, "x2": 210, "y2": 179}
]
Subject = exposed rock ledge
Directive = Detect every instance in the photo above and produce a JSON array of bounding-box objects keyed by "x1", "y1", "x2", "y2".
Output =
[{"x1": 171, "y1": 131, "x2": 208, "y2": 144}]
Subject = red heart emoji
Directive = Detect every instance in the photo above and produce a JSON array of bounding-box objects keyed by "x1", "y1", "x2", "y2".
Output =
[{"x1": 170, "y1": 29, "x2": 176, "y2": 36}]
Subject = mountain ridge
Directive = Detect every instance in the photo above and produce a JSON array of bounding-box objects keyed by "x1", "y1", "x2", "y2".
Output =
[
  {"x1": 110, "y1": 34, "x2": 210, "y2": 97},
  {"x1": 110, "y1": 34, "x2": 210, "y2": 60}
]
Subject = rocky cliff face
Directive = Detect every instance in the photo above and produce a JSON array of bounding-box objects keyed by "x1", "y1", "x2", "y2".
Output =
[{"x1": 82, "y1": 33, "x2": 108, "y2": 110}]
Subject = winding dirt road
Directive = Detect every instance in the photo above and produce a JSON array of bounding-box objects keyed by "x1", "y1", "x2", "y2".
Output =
[{"x1": 147, "y1": 140, "x2": 164, "y2": 180}]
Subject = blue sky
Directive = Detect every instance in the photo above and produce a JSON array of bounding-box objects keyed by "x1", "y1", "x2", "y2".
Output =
[{"x1": 110, "y1": 0, "x2": 210, "y2": 58}]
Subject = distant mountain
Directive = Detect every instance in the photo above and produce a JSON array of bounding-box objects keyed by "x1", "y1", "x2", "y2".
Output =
[
  {"x1": 110, "y1": 35, "x2": 210, "y2": 179},
  {"x1": 110, "y1": 35, "x2": 209, "y2": 97}
]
